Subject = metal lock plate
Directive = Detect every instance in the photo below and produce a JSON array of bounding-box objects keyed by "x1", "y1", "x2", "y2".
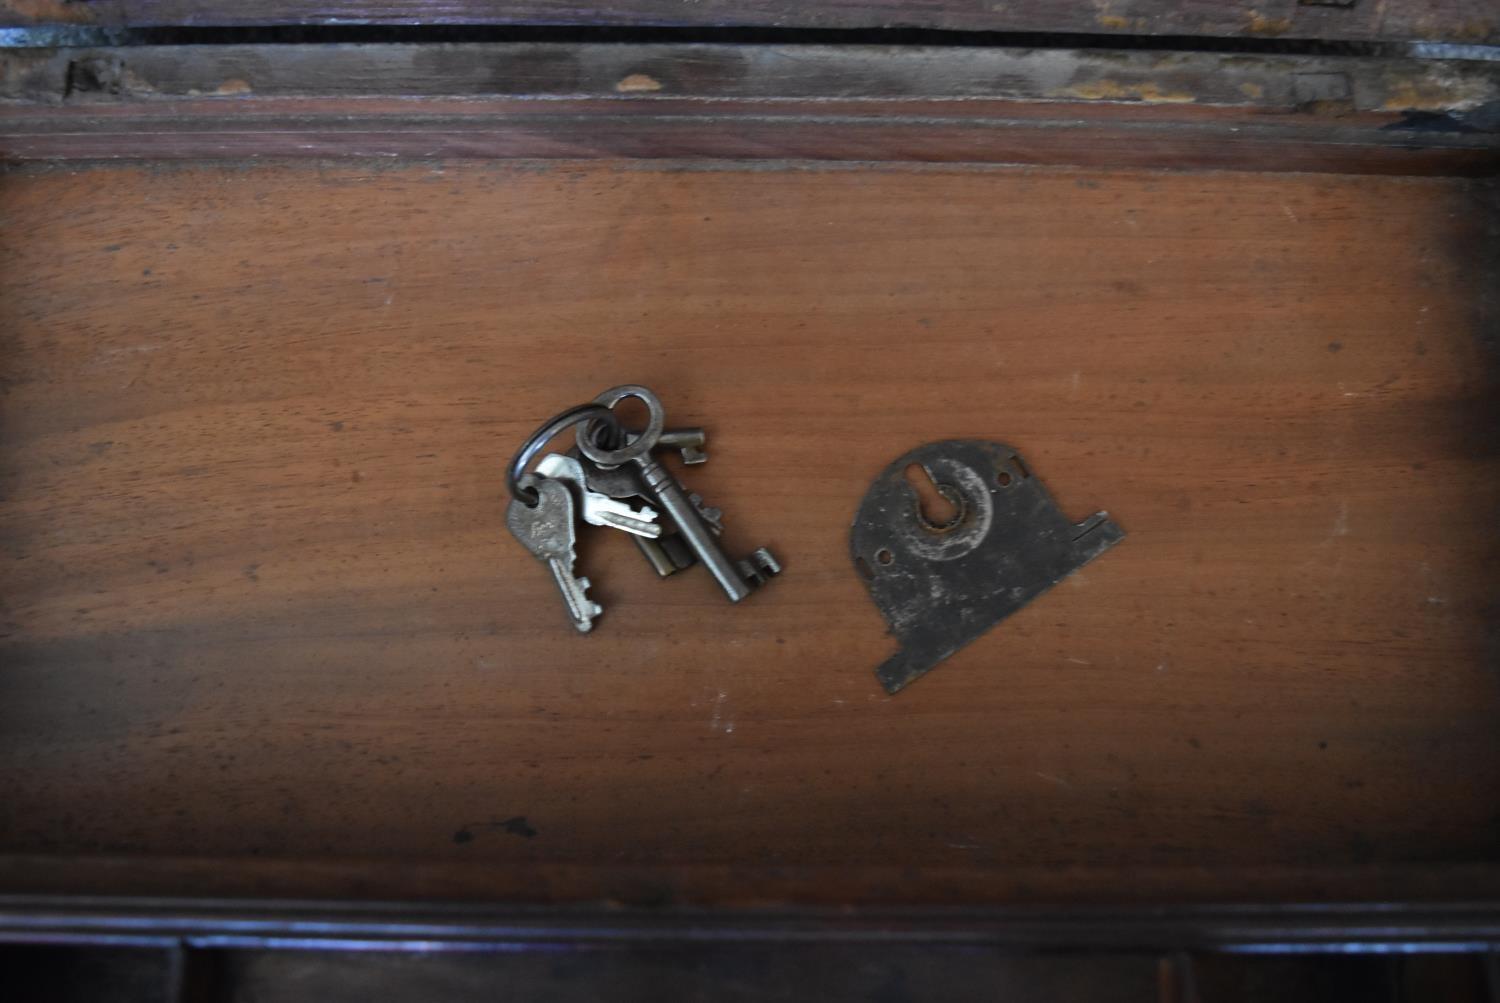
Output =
[{"x1": 851, "y1": 440, "x2": 1125, "y2": 694}]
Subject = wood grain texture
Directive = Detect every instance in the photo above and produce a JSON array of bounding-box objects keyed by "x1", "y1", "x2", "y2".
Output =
[
  {"x1": 0, "y1": 0, "x2": 1494, "y2": 45},
  {"x1": 8, "y1": 104, "x2": 1497, "y2": 175},
  {"x1": 0, "y1": 161, "x2": 1497, "y2": 907}
]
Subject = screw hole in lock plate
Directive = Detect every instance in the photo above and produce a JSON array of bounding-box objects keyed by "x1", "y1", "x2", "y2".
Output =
[
  {"x1": 997, "y1": 454, "x2": 1030, "y2": 488},
  {"x1": 876, "y1": 548, "x2": 894, "y2": 566}
]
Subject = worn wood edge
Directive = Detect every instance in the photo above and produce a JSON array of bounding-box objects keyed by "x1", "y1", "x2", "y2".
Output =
[
  {"x1": 0, "y1": 44, "x2": 1496, "y2": 172},
  {"x1": 4, "y1": 91, "x2": 1493, "y2": 173},
  {"x1": 0, "y1": 108, "x2": 1494, "y2": 174},
  {"x1": 0, "y1": 0, "x2": 1493, "y2": 47},
  {"x1": 3, "y1": 857, "x2": 1500, "y2": 914},
  {"x1": 1, "y1": 895, "x2": 1499, "y2": 951}
]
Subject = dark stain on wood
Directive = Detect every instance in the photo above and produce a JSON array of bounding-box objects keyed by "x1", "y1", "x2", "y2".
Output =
[{"x1": 454, "y1": 817, "x2": 538, "y2": 844}]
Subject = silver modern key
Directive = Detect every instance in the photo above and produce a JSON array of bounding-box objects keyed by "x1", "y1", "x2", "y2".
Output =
[
  {"x1": 535, "y1": 453, "x2": 662, "y2": 539},
  {"x1": 578, "y1": 385, "x2": 779, "y2": 603},
  {"x1": 574, "y1": 429, "x2": 721, "y2": 535},
  {"x1": 505, "y1": 474, "x2": 602, "y2": 633}
]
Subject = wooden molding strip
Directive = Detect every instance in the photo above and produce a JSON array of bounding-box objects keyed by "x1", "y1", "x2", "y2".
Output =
[
  {"x1": 4, "y1": 855, "x2": 1500, "y2": 921},
  {"x1": 2, "y1": 44, "x2": 1498, "y2": 172}
]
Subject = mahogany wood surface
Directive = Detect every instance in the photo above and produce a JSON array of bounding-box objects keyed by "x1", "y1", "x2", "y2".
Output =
[{"x1": 0, "y1": 160, "x2": 1496, "y2": 905}]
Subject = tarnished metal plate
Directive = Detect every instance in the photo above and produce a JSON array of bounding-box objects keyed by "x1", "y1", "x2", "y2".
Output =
[{"x1": 851, "y1": 440, "x2": 1125, "y2": 694}]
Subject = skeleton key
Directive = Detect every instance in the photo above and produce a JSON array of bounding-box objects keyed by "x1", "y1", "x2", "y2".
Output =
[
  {"x1": 687, "y1": 491, "x2": 723, "y2": 535},
  {"x1": 505, "y1": 474, "x2": 602, "y2": 633},
  {"x1": 535, "y1": 453, "x2": 662, "y2": 539},
  {"x1": 634, "y1": 532, "x2": 697, "y2": 578},
  {"x1": 578, "y1": 386, "x2": 778, "y2": 603},
  {"x1": 641, "y1": 491, "x2": 721, "y2": 576}
]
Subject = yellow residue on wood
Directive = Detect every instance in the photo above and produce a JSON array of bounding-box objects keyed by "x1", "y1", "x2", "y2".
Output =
[
  {"x1": 1381, "y1": 74, "x2": 1495, "y2": 112},
  {"x1": 1064, "y1": 80, "x2": 1196, "y2": 104},
  {"x1": 1247, "y1": 11, "x2": 1293, "y2": 35},
  {"x1": 1414, "y1": 16, "x2": 1496, "y2": 41},
  {"x1": 3, "y1": 0, "x2": 95, "y2": 23},
  {"x1": 615, "y1": 74, "x2": 663, "y2": 93},
  {"x1": 1454, "y1": 19, "x2": 1496, "y2": 41},
  {"x1": 214, "y1": 79, "x2": 253, "y2": 96}
]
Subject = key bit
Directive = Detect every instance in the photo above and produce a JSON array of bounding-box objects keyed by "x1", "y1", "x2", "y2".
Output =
[
  {"x1": 619, "y1": 427, "x2": 708, "y2": 466},
  {"x1": 736, "y1": 547, "x2": 781, "y2": 588},
  {"x1": 658, "y1": 428, "x2": 708, "y2": 465},
  {"x1": 688, "y1": 492, "x2": 724, "y2": 535}
]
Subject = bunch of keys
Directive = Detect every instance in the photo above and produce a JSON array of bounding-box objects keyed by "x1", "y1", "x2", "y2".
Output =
[{"x1": 505, "y1": 385, "x2": 781, "y2": 632}]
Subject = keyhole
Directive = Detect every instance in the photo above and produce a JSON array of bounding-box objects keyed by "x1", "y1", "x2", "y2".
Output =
[{"x1": 904, "y1": 463, "x2": 962, "y2": 531}]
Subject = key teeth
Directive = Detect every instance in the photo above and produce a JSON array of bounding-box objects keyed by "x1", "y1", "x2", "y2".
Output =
[
  {"x1": 680, "y1": 445, "x2": 708, "y2": 465},
  {"x1": 594, "y1": 510, "x2": 664, "y2": 539},
  {"x1": 737, "y1": 547, "x2": 782, "y2": 588},
  {"x1": 573, "y1": 576, "x2": 603, "y2": 633},
  {"x1": 688, "y1": 492, "x2": 724, "y2": 535}
]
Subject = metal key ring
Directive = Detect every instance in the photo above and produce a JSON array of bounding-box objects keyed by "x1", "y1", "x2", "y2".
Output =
[
  {"x1": 576, "y1": 385, "x2": 665, "y2": 469},
  {"x1": 507, "y1": 403, "x2": 621, "y2": 506}
]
